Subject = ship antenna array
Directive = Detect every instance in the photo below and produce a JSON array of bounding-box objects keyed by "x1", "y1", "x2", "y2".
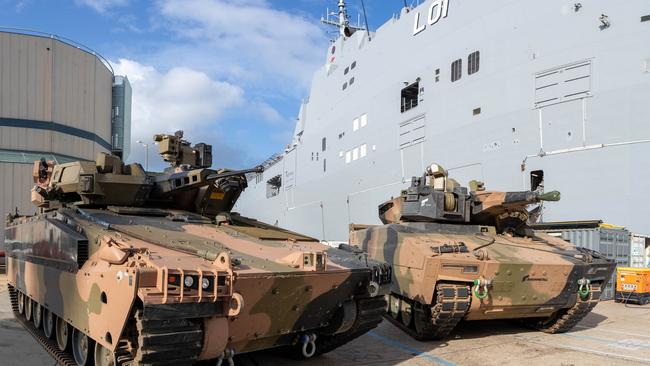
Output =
[{"x1": 321, "y1": 0, "x2": 365, "y2": 39}]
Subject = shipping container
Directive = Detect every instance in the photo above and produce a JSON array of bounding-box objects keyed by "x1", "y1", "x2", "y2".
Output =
[
  {"x1": 532, "y1": 220, "x2": 631, "y2": 301},
  {"x1": 630, "y1": 234, "x2": 649, "y2": 268}
]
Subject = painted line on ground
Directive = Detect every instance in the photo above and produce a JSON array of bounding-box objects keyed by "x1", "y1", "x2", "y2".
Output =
[
  {"x1": 367, "y1": 331, "x2": 457, "y2": 366},
  {"x1": 516, "y1": 335, "x2": 650, "y2": 364},
  {"x1": 573, "y1": 325, "x2": 650, "y2": 339},
  {"x1": 559, "y1": 332, "x2": 650, "y2": 350}
]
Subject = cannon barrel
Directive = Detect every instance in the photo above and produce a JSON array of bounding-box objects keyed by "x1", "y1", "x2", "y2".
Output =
[
  {"x1": 500, "y1": 190, "x2": 561, "y2": 206},
  {"x1": 206, "y1": 165, "x2": 264, "y2": 181}
]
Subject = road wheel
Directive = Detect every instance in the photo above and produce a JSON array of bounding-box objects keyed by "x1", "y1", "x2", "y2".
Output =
[
  {"x1": 94, "y1": 342, "x2": 117, "y2": 366},
  {"x1": 33, "y1": 302, "x2": 43, "y2": 329},
  {"x1": 72, "y1": 328, "x2": 95, "y2": 366},
  {"x1": 43, "y1": 309, "x2": 55, "y2": 339},
  {"x1": 56, "y1": 317, "x2": 71, "y2": 351},
  {"x1": 18, "y1": 292, "x2": 25, "y2": 315},
  {"x1": 25, "y1": 297, "x2": 33, "y2": 321}
]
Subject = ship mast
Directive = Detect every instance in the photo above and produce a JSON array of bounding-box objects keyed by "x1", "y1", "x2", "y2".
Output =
[
  {"x1": 336, "y1": 0, "x2": 349, "y2": 37},
  {"x1": 321, "y1": 0, "x2": 363, "y2": 38}
]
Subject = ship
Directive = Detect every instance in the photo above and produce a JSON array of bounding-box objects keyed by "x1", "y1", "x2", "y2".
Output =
[{"x1": 235, "y1": 0, "x2": 650, "y2": 242}]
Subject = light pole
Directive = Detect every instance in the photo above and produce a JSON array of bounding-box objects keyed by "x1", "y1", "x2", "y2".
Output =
[{"x1": 136, "y1": 140, "x2": 156, "y2": 172}]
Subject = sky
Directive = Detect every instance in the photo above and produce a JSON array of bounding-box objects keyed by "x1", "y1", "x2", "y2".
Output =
[{"x1": 0, "y1": 0, "x2": 405, "y2": 170}]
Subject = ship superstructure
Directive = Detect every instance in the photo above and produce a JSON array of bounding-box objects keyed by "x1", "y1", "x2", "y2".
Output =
[{"x1": 236, "y1": 0, "x2": 650, "y2": 241}]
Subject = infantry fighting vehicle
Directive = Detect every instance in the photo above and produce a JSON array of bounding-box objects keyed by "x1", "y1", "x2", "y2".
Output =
[
  {"x1": 349, "y1": 163, "x2": 616, "y2": 340},
  {"x1": 5, "y1": 131, "x2": 391, "y2": 366}
]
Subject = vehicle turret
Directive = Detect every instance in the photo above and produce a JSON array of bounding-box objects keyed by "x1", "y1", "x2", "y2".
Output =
[
  {"x1": 378, "y1": 163, "x2": 560, "y2": 235},
  {"x1": 30, "y1": 131, "x2": 263, "y2": 215}
]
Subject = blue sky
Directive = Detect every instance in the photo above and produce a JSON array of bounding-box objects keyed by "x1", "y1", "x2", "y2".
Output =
[{"x1": 0, "y1": 0, "x2": 403, "y2": 170}]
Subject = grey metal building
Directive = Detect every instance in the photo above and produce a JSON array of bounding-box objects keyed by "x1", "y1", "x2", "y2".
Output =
[{"x1": 0, "y1": 29, "x2": 131, "y2": 245}]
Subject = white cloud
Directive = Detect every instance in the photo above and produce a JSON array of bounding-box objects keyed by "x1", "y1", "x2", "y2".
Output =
[
  {"x1": 111, "y1": 58, "x2": 244, "y2": 167},
  {"x1": 156, "y1": 0, "x2": 327, "y2": 94},
  {"x1": 76, "y1": 0, "x2": 128, "y2": 13}
]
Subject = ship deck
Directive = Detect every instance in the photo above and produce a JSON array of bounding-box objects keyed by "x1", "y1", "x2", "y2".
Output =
[{"x1": 1, "y1": 272, "x2": 649, "y2": 366}]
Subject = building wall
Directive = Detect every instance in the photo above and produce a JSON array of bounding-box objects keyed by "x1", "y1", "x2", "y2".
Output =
[{"x1": 0, "y1": 32, "x2": 114, "y2": 246}]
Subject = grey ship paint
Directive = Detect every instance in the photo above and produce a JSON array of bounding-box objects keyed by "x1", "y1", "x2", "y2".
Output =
[{"x1": 235, "y1": 0, "x2": 650, "y2": 242}]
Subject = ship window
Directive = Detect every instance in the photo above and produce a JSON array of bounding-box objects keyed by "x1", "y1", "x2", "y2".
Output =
[
  {"x1": 352, "y1": 147, "x2": 359, "y2": 161},
  {"x1": 322, "y1": 137, "x2": 326, "y2": 151},
  {"x1": 353, "y1": 118, "x2": 359, "y2": 131},
  {"x1": 339, "y1": 151, "x2": 343, "y2": 157},
  {"x1": 641, "y1": 15, "x2": 650, "y2": 22},
  {"x1": 434, "y1": 68, "x2": 440, "y2": 83},
  {"x1": 360, "y1": 113, "x2": 367, "y2": 127},
  {"x1": 531, "y1": 170, "x2": 544, "y2": 191},
  {"x1": 468, "y1": 51, "x2": 480, "y2": 75},
  {"x1": 266, "y1": 175, "x2": 282, "y2": 198},
  {"x1": 316, "y1": 152, "x2": 319, "y2": 161},
  {"x1": 400, "y1": 81, "x2": 419, "y2": 112},
  {"x1": 344, "y1": 66, "x2": 350, "y2": 75},
  {"x1": 451, "y1": 59, "x2": 462, "y2": 82},
  {"x1": 323, "y1": 158, "x2": 327, "y2": 172},
  {"x1": 311, "y1": 152, "x2": 314, "y2": 161},
  {"x1": 360, "y1": 144, "x2": 367, "y2": 157},
  {"x1": 351, "y1": 61, "x2": 357, "y2": 69},
  {"x1": 473, "y1": 107, "x2": 481, "y2": 115},
  {"x1": 349, "y1": 77, "x2": 355, "y2": 85},
  {"x1": 342, "y1": 82, "x2": 348, "y2": 90},
  {"x1": 345, "y1": 150, "x2": 351, "y2": 163}
]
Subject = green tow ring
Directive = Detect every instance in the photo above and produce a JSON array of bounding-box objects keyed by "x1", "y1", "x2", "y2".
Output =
[
  {"x1": 473, "y1": 279, "x2": 489, "y2": 299},
  {"x1": 577, "y1": 278, "x2": 591, "y2": 299}
]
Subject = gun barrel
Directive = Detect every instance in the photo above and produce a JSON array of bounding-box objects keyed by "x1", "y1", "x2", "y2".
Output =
[
  {"x1": 501, "y1": 190, "x2": 561, "y2": 206},
  {"x1": 206, "y1": 165, "x2": 264, "y2": 181}
]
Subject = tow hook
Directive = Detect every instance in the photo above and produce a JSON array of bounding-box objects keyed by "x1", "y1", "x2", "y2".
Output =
[
  {"x1": 299, "y1": 333, "x2": 317, "y2": 358},
  {"x1": 473, "y1": 278, "x2": 492, "y2": 300},
  {"x1": 216, "y1": 348, "x2": 235, "y2": 366},
  {"x1": 577, "y1": 278, "x2": 591, "y2": 299}
]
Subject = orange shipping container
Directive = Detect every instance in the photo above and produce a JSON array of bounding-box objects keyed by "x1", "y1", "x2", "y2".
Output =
[{"x1": 615, "y1": 267, "x2": 650, "y2": 305}]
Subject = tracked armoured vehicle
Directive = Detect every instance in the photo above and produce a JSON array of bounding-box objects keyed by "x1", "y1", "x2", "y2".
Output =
[
  {"x1": 5, "y1": 131, "x2": 391, "y2": 366},
  {"x1": 349, "y1": 163, "x2": 615, "y2": 340}
]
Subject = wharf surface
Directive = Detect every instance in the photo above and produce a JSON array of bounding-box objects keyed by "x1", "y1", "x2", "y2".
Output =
[{"x1": 1, "y1": 272, "x2": 649, "y2": 366}]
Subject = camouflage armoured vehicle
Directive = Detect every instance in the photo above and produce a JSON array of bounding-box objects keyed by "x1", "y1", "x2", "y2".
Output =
[
  {"x1": 5, "y1": 131, "x2": 390, "y2": 366},
  {"x1": 349, "y1": 163, "x2": 615, "y2": 340}
]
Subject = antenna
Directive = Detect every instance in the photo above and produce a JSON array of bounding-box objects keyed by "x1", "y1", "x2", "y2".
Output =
[
  {"x1": 321, "y1": 0, "x2": 364, "y2": 38},
  {"x1": 360, "y1": 0, "x2": 371, "y2": 41}
]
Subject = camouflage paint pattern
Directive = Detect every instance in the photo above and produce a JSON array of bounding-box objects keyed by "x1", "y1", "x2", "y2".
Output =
[
  {"x1": 349, "y1": 163, "x2": 615, "y2": 339},
  {"x1": 6, "y1": 132, "x2": 391, "y2": 364}
]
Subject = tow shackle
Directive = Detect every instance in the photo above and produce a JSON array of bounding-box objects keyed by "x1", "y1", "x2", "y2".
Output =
[
  {"x1": 577, "y1": 278, "x2": 591, "y2": 299},
  {"x1": 473, "y1": 278, "x2": 491, "y2": 300},
  {"x1": 299, "y1": 333, "x2": 317, "y2": 358}
]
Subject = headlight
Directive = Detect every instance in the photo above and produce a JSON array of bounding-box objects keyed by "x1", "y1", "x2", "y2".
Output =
[
  {"x1": 202, "y1": 278, "x2": 210, "y2": 289},
  {"x1": 184, "y1": 276, "x2": 194, "y2": 288}
]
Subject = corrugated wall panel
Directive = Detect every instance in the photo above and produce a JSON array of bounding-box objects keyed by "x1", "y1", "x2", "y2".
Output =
[
  {"x1": 0, "y1": 126, "x2": 52, "y2": 152},
  {"x1": 94, "y1": 58, "x2": 112, "y2": 142},
  {"x1": 0, "y1": 163, "x2": 35, "y2": 246},
  {"x1": 50, "y1": 132, "x2": 94, "y2": 158}
]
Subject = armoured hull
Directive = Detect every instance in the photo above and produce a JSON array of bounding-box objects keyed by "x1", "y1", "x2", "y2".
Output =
[
  {"x1": 6, "y1": 206, "x2": 390, "y2": 364},
  {"x1": 352, "y1": 223, "x2": 615, "y2": 329}
]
